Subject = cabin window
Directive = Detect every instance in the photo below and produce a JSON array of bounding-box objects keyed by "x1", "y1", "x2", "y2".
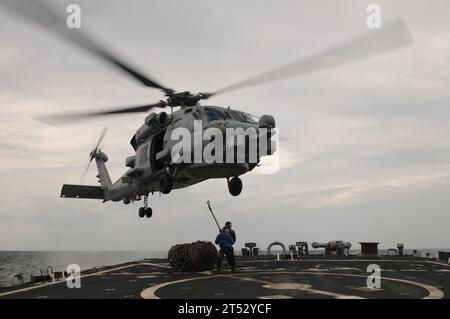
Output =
[
  {"x1": 205, "y1": 108, "x2": 228, "y2": 122},
  {"x1": 229, "y1": 110, "x2": 258, "y2": 124}
]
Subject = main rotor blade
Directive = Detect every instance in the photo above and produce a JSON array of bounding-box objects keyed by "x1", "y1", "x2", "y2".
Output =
[
  {"x1": 0, "y1": 0, "x2": 172, "y2": 92},
  {"x1": 35, "y1": 101, "x2": 166, "y2": 125},
  {"x1": 212, "y1": 18, "x2": 413, "y2": 96}
]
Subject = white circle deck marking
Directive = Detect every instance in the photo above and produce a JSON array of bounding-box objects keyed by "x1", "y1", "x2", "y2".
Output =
[{"x1": 140, "y1": 271, "x2": 444, "y2": 299}]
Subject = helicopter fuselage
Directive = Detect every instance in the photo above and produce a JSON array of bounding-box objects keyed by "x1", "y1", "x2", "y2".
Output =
[{"x1": 100, "y1": 105, "x2": 276, "y2": 204}]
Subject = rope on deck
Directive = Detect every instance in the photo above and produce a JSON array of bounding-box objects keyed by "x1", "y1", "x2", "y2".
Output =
[{"x1": 168, "y1": 241, "x2": 219, "y2": 272}]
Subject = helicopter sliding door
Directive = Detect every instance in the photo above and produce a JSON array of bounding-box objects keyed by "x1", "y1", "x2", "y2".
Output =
[
  {"x1": 130, "y1": 140, "x2": 151, "y2": 179},
  {"x1": 150, "y1": 129, "x2": 167, "y2": 173}
]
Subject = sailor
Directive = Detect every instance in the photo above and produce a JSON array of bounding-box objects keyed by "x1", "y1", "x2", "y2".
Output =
[{"x1": 215, "y1": 221, "x2": 236, "y2": 273}]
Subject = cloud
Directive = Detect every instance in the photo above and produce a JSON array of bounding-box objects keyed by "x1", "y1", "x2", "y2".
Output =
[{"x1": 1, "y1": 0, "x2": 450, "y2": 250}]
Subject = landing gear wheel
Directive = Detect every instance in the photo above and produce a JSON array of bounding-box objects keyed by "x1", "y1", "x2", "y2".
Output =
[
  {"x1": 159, "y1": 173, "x2": 173, "y2": 194},
  {"x1": 138, "y1": 207, "x2": 145, "y2": 218},
  {"x1": 228, "y1": 176, "x2": 243, "y2": 196},
  {"x1": 145, "y1": 208, "x2": 153, "y2": 218}
]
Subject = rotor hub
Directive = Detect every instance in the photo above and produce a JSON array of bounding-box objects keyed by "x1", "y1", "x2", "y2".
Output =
[{"x1": 166, "y1": 91, "x2": 211, "y2": 108}]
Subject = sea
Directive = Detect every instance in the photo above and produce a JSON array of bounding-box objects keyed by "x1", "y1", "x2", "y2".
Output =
[{"x1": 0, "y1": 249, "x2": 448, "y2": 288}]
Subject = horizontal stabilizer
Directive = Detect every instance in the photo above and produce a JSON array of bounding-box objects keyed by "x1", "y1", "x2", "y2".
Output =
[{"x1": 61, "y1": 184, "x2": 104, "y2": 199}]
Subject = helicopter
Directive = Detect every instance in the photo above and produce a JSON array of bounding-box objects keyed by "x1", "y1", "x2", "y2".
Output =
[{"x1": 0, "y1": 1, "x2": 413, "y2": 219}]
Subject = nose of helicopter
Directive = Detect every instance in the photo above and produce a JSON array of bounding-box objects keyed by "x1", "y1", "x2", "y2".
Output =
[
  {"x1": 258, "y1": 114, "x2": 275, "y2": 129},
  {"x1": 220, "y1": 118, "x2": 276, "y2": 161}
]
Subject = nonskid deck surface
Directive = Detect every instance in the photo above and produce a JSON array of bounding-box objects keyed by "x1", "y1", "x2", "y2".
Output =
[{"x1": 0, "y1": 257, "x2": 449, "y2": 299}]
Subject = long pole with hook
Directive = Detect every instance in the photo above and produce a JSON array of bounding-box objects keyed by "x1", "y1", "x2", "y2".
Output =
[{"x1": 206, "y1": 200, "x2": 221, "y2": 232}]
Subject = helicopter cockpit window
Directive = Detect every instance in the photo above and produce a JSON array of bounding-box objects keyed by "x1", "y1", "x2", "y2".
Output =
[
  {"x1": 205, "y1": 108, "x2": 228, "y2": 122},
  {"x1": 229, "y1": 110, "x2": 258, "y2": 124}
]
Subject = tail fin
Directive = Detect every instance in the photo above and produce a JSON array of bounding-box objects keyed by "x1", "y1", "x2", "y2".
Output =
[
  {"x1": 60, "y1": 150, "x2": 111, "y2": 200},
  {"x1": 94, "y1": 151, "x2": 112, "y2": 190}
]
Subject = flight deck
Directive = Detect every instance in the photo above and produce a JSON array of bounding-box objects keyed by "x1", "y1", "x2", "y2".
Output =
[{"x1": 1, "y1": 256, "x2": 448, "y2": 299}]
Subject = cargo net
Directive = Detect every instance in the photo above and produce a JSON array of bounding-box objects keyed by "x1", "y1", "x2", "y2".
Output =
[{"x1": 168, "y1": 241, "x2": 219, "y2": 272}]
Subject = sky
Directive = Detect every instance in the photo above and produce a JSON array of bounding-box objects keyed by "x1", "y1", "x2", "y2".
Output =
[{"x1": 0, "y1": 0, "x2": 450, "y2": 251}]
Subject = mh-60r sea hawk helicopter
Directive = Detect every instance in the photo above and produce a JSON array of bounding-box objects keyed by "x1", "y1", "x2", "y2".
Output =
[
  {"x1": 1, "y1": 1, "x2": 413, "y2": 219},
  {"x1": 59, "y1": 100, "x2": 277, "y2": 220}
]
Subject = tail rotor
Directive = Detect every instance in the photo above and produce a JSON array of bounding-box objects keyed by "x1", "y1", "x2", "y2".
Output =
[{"x1": 82, "y1": 127, "x2": 108, "y2": 179}]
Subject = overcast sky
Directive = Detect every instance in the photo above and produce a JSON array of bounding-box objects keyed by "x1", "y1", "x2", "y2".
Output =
[{"x1": 1, "y1": 0, "x2": 450, "y2": 251}]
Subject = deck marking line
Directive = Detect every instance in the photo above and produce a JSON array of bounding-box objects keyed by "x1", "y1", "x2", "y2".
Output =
[
  {"x1": 140, "y1": 271, "x2": 444, "y2": 299},
  {"x1": 140, "y1": 262, "x2": 171, "y2": 269},
  {"x1": 0, "y1": 263, "x2": 140, "y2": 297}
]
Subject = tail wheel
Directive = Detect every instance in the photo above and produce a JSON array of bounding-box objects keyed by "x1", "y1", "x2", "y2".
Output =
[
  {"x1": 228, "y1": 176, "x2": 243, "y2": 196},
  {"x1": 138, "y1": 207, "x2": 145, "y2": 218},
  {"x1": 159, "y1": 173, "x2": 173, "y2": 194}
]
